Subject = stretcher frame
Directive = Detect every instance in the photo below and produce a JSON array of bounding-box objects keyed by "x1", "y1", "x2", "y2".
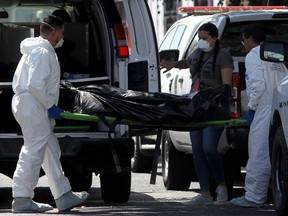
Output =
[{"x1": 60, "y1": 112, "x2": 247, "y2": 184}]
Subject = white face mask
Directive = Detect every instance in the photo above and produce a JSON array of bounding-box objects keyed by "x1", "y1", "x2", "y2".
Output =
[
  {"x1": 198, "y1": 39, "x2": 213, "y2": 52},
  {"x1": 54, "y1": 38, "x2": 64, "y2": 48}
]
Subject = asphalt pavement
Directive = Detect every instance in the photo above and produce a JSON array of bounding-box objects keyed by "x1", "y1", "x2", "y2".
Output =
[{"x1": 0, "y1": 165, "x2": 277, "y2": 216}]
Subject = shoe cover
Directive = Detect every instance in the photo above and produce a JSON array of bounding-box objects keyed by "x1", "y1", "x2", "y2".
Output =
[
  {"x1": 215, "y1": 185, "x2": 228, "y2": 202},
  {"x1": 187, "y1": 194, "x2": 213, "y2": 205},
  {"x1": 55, "y1": 191, "x2": 89, "y2": 211},
  {"x1": 230, "y1": 195, "x2": 262, "y2": 208},
  {"x1": 12, "y1": 198, "x2": 53, "y2": 213}
]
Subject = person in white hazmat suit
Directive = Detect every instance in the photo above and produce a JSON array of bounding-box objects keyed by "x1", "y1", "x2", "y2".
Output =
[
  {"x1": 230, "y1": 23, "x2": 288, "y2": 207},
  {"x1": 11, "y1": 15, "x2": 88, "y2": 213}
]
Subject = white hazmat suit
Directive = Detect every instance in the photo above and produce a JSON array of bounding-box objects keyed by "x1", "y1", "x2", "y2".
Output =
[
  {"x1": 11, "y1": 36, "x2": 71, "y2": 200},
  {"x1": 244, "y1": 45, "x2": 288, "y2": 204}
]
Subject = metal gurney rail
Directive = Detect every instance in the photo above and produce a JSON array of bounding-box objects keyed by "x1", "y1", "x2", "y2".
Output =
[{"x1": 60, "y1": 112, "x2": 248, "y2": 184}]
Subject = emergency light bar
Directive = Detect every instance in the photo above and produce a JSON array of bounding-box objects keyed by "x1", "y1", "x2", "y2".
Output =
[{"x1": 179, "y1": 6, "x2": 288, "y2": 15}]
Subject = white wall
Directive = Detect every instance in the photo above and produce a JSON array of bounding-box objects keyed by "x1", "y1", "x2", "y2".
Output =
[
  {"x1": 180, "y1": 0, "x2": 194, "y2": 6},
  {"x1": 146, "y1": 0, "x2": 165, "y2": 43}
]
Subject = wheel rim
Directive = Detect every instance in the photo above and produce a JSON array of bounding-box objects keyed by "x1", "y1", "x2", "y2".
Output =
[
  {"x1": 276, "y1": 148, "x2": 284, "y2": 197},
  {"x1": 163, "y1": 137, "x2": 169, "y2": 182}
]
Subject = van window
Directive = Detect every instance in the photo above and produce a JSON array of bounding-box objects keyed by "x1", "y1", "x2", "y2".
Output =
[
  {"x1": 159, "y1": 26, "x2": 176, "y2": 50},
  {"x1": 221, "y1": 20, "x2": 288, "y2": 56},
  {"x1": 185, "y1": 32, "x2": 199, "y2": 58},
  {"x1": 159, "y1": 25, "x2": 187, "y2": 50},
  {"x1": 170, "y1": 25, "x2": 187, "y2": 49},
  {"x1": 0, "y1": 4, "x2": 108, "y2": 82},
  {"x1": 4, "y1": 7, "x2": 58, "y2": 22}
]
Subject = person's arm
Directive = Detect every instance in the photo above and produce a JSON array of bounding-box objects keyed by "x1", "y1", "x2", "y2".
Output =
[
  {"x1": 219, "y1": 50, "x2": 233, "y2": 87},
  {"x1": 160, "y1": 59, "x2": 189, "y2": 73},
  {"x1": 221, "y1": 67, "x2": 233, "y2": 87},
  {"x1": 245, "y1": 48, "x2": 265, "y2": 111},
  {"x1": 28, "y1": 48, "x2": 55, "y2": 109}
]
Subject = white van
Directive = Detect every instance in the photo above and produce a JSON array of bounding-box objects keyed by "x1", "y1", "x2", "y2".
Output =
[
  {"x1": 260, "y1": 41, "x2": 288, "y2": 216},
  {"x1": 0, "y1": 0, "x2": 159, "y2": 204},
  {"x1": 158, "y1": 6, "x2": 288, "y2": 199}
]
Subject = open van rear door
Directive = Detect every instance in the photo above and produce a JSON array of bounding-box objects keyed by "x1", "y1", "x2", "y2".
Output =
[{"x1": 120, "y1": 0, "x2": 160, "y2": 92}]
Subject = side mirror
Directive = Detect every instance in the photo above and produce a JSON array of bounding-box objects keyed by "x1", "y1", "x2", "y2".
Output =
[
  {"x1": 159, "y1": 49, "x2": 180, "y2": 62},
  {"x1": 260, "y1": 41, "x2": 288, "y2": 63},
  {"x1": 0, "y1": 8, "x2": 8, "y2": 18}
]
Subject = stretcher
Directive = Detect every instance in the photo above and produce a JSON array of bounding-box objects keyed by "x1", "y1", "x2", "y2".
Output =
[
  {"x1": 60, "y1": 112, "x2": 247, "y2": 130},
  {"x1": 60, "y1": 112, "x2": 248, "y2": 184}
]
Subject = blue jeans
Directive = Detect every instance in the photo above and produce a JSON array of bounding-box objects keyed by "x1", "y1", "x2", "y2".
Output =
[{"x1": 190, "y1": 127, "x2": 225, "y2": 192}]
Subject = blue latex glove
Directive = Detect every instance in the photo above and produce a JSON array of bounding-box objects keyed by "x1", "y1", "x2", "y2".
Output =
[
  {"x1": 242, "y1": 109, "x2": 255, "y2": 125},
  {"x1": 48, "y1": 104, "x2": 64, "y2": 119}
]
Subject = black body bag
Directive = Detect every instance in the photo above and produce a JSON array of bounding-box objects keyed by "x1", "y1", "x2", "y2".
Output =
[{"x1": 59, "y1": 82, "x2": 231, "y2": 124}]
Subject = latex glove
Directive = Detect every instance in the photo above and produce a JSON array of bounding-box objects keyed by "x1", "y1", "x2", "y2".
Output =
[
  {"x1": 48, "y1": 104, "x2": 64, "y2": 119},
  {"x1": 242, "y1": 109, "x2": 255, "y2": 124}
]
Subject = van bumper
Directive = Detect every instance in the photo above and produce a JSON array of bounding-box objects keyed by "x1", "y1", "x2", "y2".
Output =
[{"x1": 0, "y1": 136, "x2": 134, "y2": 177}]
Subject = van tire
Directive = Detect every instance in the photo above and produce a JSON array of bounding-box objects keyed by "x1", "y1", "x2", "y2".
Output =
[
  {"x1": 131, "y1": 137, "x2": 153, "y2": 173},
  {"x1": 100, "y1": 171, "x2": 131, "y2": 203},
  {"x1": 162, "y1": 131, "x2": 193, "y2": 190},
  {"x1": 271, "y1": 126, "x2": 288, "y2": 216}
]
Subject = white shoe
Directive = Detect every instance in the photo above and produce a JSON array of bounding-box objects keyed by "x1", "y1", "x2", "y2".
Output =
[
  {"x1": 230, "y1": 195, "x2": 262, "y2": 208},
  {"x1": 12, "y1": 198, "x2": 53, "y2": 213},
  {"x1": 215, "y1": 185, "x2": 228, "y2": 203},
  {"x1": 187, "y1": 194, "x2": 213, "y2": 205},
  {"x1": 55, "y1": 191, "x2": 89, "y2": 212}
]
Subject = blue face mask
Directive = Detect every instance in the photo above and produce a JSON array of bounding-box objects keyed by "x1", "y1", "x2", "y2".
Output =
[{"x1": 198, "y1": 39, "x2": 213, "y2": 52}]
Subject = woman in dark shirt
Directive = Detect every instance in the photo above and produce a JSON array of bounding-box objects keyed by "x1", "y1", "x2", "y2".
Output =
[{"x1": 160, "y1": 22, "x2": 233, "y2": 205}]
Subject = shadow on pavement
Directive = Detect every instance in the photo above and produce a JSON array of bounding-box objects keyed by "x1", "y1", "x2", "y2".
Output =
[{"x1": 0, "y1": 184, "x2": 276, "y2": 216}]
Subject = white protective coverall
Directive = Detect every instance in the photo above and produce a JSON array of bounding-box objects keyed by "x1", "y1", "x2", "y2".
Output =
[
  {"x1": 244, "y1": 45, "x2": 288, "y2": 204},
  {"x1": 11, "y1": 36, "x2": 71, "y2": 199}
]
